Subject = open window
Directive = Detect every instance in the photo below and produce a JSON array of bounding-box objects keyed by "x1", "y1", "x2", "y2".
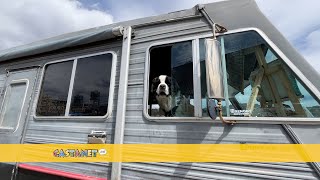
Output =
[
  {"x1": 201, "y1": 31, "x2": 320, "y2": 118},
  {"x1": 36, "y1": 52, "x2": 116, "y2": 118},
  {"x1": 148, "y1": 41, "x2": 195, "y2": 117}
]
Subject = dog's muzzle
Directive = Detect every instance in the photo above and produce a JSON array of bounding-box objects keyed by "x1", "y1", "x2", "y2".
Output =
[{"x1": 157, "y1": 83, "x2": 169, "y2": 96}]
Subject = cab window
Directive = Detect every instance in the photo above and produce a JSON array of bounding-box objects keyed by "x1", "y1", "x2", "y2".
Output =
[{"x1": 201, "y1": 31, "x2": 320, "y2": 118}]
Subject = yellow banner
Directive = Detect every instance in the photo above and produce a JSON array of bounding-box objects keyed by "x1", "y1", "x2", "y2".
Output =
[{"x1": 0, "y1": 144, "x2": 319, "y2": 162}]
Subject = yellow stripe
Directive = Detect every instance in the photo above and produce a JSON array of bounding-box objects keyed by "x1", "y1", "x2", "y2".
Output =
[{"x1": 0, "y1": 144, "x2": 319, "y2": 162}]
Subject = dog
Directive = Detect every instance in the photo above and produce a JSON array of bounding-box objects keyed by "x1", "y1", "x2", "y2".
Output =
[{"x1": 151, "y1": 75, "x2": 180, "y2": 117}]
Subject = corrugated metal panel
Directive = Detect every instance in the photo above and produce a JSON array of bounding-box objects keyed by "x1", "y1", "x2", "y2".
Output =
[
  {"x1": 0, "y1": 74, "x2": 7, "y2": 110},
  {"x1": 121, "y1": 162, "x2": 318, "y2": 180},
  {"x1": 290, "y1": 124, "x2": 320, "y2": 144},
  {"x1": 121, "y1": 15, "x2": 320, "y2": 180},
  {"x1": 0, "y1": 74, "x2": 6, "y2": 87}
]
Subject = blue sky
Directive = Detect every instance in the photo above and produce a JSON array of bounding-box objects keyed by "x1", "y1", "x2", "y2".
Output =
[{"x1": 0, "y1": 0, "x2": 319, "y2": 72}]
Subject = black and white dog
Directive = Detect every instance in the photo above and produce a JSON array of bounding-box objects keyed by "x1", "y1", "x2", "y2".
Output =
[{"x1": 151, "y1": 75, "x2": 180, "y2": 117}]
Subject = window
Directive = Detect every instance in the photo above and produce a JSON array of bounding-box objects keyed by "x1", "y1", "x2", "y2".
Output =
[
  {"x1": 148, "y1": 41, "x2": 195, "y2": 117},
  {"x1": 146, "y1": 30, "x2": 320, "y2": 121},
  {"x1": 36, "y1": 52, "x2": 115, "y2": 118},
  {"x1": 0, "y1": 81, "x2": 27, "y2": 130},
  {"x1": 37, "y1": 61, "x2": 73, "y2": 116},
  {"x1": 201, "y1": 31, "x2": 320, "y2": 118}
]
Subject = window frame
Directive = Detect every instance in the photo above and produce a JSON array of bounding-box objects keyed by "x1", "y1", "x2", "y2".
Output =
[
  {"x1": 144, "y1": 37, "x2": 205, "y2": 121},
  {"x1": 143, "y1": 28, "x2": 320, "y2": 124},
  {"x1": 34, "y1": 51, "x2": 117, "y2": 121},
  {"x1": 0, "y1": 79, "x2": 29, "y2": 133}
]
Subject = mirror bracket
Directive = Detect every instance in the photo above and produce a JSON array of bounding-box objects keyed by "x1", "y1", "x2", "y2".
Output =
[{"x1": 207, "y1": 98, "x2": 236, "y2": 125}]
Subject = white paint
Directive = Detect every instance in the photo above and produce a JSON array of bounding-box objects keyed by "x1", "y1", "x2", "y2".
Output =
[{"x1": 156, "y1": 94, "x2": 172, "y2": 112}]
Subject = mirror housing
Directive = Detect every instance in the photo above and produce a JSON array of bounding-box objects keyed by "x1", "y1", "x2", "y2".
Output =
[
  {"x1": 205, "y1": 38, "x2": 225, "y2": 100},
  {"x1": 207, "y1": 99, "x2": 218, "y2": 120}
]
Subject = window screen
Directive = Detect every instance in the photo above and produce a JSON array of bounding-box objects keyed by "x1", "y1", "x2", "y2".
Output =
[{"x1": 36, "y1": 53, "x2": 114, "y2": 117}]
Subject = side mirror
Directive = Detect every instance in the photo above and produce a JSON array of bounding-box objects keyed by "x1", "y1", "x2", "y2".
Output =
[
  {"x1": 205, "y1": 39, "x2": 225, "y2": 120},
  {"x1": 205, "y1": 39, "x2": 224, "y2": 100}
]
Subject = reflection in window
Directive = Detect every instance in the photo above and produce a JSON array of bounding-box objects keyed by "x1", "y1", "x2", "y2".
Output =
[
  {"x1": 70, "y1": 54, "x2": 113, "y2": 116},
  {"x1": 36, "y1": 53, "x2": 114, "y2": 117},
  {"x1": 37, "y1": 61, "x2": 73, "y2": 116},
  {"x1": 0, "y1": 82, "x2": 27, "y2": 129},
  {"x1": 201, "y1": 31, "x2": 320, "y2": 118},
  {"x1": 148, "y1": 41, "x2": 195, "y2": 117}
]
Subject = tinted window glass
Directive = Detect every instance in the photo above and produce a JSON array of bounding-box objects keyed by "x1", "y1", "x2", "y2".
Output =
[
  {"x1": 69, "y1": 54, "x2": 113, "y2": 116},
  {"x1": 36, "y1": 61, "x2": 73, "y2": 116}
]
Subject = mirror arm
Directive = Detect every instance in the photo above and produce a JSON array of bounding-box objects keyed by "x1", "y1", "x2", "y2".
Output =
[
  {"x1": 197, "y1": 4, "x2": 228, "y2": 38},
  {"x1": 217, "y1": 100, "x2": 236, "y2": 125},
  {"x1": 199, "y1": 4, "x2": 231, "y2": 124}
]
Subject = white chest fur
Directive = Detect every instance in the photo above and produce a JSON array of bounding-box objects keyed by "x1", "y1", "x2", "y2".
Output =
[{"x1": 156, "y1": 95, "x2": 172, "y2": 112}]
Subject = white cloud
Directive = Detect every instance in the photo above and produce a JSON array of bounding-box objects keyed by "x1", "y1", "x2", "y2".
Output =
[
  {"x1": 256, "y1": 0, "x2": 320, "y2": 72},
  {"x1": 108, "y1": 0, "x2": 224, "y2": 22},
  {"x1": 0, "y1": 0, "x2": 113, "y2": 50},
  {"x1": 0, "y1": 0, "x2": 319, "y2": 73},
  {"x1": 301, "y1": 29, "x2": 320, "y2": 71},
  {"x1": 256, "y1": 0, "x2": 320, "y2": 42}
]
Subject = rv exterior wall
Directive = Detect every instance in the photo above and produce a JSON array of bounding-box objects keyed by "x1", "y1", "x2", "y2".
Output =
[{"x1": 0, "y1": 0, "x2": 319, "y2": 179}]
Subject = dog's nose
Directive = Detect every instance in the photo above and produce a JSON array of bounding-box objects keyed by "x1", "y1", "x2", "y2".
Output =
[{"x1": 160, "y1": 84, "x2": 166, "y2": 89}]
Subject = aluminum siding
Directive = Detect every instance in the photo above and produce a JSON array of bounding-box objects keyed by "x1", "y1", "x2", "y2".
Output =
[
  {"x1": 120, "y1": 17, "x2": 320, "y2": 180},
  {"x1": 0, "y1": 2, "x2": 317, "y2": 179},
  {"x1": 0, "y1": 40, "x2": 122, "y2": 179},
  {"x1": 0, "y1": 74, "x2": 7, "y2": 110}
]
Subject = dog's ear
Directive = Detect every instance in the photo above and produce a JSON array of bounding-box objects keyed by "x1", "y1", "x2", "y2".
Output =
[
  {"x1": 150, "y1": 77, "x2": 159, "y2": 95},
  {"x1": 152, "y1": 76, "x2": 159, "y2": 83}
]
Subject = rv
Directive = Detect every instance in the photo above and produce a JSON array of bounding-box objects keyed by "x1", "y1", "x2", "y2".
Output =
[{"x1": 0, "y1": 0, "x2": 320, "y2": 179}]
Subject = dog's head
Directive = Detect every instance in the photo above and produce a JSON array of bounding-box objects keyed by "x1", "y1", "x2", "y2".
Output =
[
  {"x1": 151, "y1": 75, "x2": 179, "y2": 96},
  {"x1": 151, "y1": 75, "x2": 180, "y2": 116}
]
